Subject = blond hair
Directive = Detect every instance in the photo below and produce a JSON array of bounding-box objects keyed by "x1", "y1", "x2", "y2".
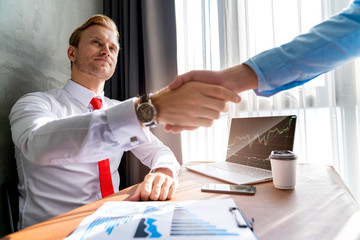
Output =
[{"x1": 69, "y1": 14, "x2": 119, "y2": 48}]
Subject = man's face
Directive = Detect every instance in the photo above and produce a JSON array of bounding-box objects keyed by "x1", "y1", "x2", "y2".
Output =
[{"x1": 71, "y1": 25, "x2": 119, "y2": 80}]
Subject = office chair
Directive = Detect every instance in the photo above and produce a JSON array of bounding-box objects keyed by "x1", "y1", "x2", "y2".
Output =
[{"x1": 1, "y1": 179, "x2": 19, "y2": 234}]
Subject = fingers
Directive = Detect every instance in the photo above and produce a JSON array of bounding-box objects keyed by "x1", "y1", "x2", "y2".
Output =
[
  {"x1": 168, "y1": 75, "x2": 186, "y2": 90},
  {"x1": 150, "y1": 173, "x2": 178, "y2": 201},
  {"x1": 149, "y1": 173, "x2": 165, "y2": 200},
  {"x1": 164, "y1": 125, "x2": 199, "y2": 133},
  {"x1": 169, "y1": 66, "x2": 257, "y2": 94},
  {"x1": 129, "y1": 189, "x2": 141, "y2": 201},
  {"x1": 152, "y1": 81, "x2": 241, "y2": 130},
  {"x1": 130, "y1": 174, "x2": 155, "y2": 201},
  {"x1": 201, "y1": 84, "x2": 241, "y2": 104},
  {"x1": 168, "y1": 70, "x2": 222, "y2": 90},
  {"x1": 168, "y1": 179, "x2": 178, "y2": 199},
  {"x1": 129, "y1": 172, "x2": 177, "y2": 201},
  {"x1": 168, "y1": 70, "x2": 195, "y2": 90}
]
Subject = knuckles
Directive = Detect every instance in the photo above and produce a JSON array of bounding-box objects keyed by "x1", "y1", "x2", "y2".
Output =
[
  {"x1": 203, "y1": 119, "x2": 214, "y2": 128},
  {"x1": 218, "y1": 102, "x2": 227, "y2": 112}
]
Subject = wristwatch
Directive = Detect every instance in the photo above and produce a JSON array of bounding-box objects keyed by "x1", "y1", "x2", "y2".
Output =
[{"x1": 136, "y1": 93, "x2": 158, "y2": 127}]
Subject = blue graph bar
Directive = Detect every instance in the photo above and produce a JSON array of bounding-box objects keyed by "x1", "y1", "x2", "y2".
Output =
[{"x1": 170, "y1": 206, "x2": 239, "y2": 236}]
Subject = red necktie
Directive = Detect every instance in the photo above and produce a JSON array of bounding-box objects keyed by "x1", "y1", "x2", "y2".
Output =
[{"x1": 90, "y1": 97, "x2": 114, "y2": 198}]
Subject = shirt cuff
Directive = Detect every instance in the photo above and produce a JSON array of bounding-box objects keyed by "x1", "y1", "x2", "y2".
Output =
[
  {"x1": 244, "y1": 58, "x2": 274, "y2": 97},
  {"x1": 107, "y1": 98, "x2": 151, "y2": 151}
]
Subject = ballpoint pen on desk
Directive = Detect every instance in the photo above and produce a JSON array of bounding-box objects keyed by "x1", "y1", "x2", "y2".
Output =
[{"x1": 229, "y1": 207, "x2": 254, "y2": 231}]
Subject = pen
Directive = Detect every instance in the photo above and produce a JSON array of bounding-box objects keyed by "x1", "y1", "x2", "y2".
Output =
[{"x1": 229, "y1": 207, "x2": 254, "y2": 230}]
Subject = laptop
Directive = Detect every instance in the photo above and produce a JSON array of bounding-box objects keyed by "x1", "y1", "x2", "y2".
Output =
[{"x1": 186, "y1": 115, "x2": 297, "y2": 185}]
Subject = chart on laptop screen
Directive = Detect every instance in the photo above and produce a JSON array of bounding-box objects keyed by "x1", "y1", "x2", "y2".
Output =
[{"x1": 226, "y1": 116, "x2": 296, "y2": 170}]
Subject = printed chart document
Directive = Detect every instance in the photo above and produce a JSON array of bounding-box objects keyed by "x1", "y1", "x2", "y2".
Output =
[{"x1": 64, "y1": 199, "x2": 257, "y2": 240}]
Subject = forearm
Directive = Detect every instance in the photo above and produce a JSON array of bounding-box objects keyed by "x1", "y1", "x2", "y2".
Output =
[
  {"x1": 10, "y1": 95, "x2": 149, "y2": 165},
  {"x1": 219, "y1": 63, "x2": 258, "y2": 93},
  {"x1": 247, "y1": 1, "x2": 360, "y2": 97},
  {"x1": 131, "y1": 132, "x2": 180, "y2": 177}
]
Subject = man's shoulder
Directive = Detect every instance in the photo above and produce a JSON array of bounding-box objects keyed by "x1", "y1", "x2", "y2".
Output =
[
  {"x1": 19, "y1": 88, "x2": 65, "y2": 101},
  {"x1": 14, "y1": 88, "x2": 69, "y2": 110}
]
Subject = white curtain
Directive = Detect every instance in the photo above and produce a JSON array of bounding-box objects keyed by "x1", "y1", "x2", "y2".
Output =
[{"x1": 175, "y1": 0, "x2": 360, "y2": 202}]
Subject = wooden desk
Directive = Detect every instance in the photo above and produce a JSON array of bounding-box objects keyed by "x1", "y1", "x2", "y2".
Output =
[{"x1": 2, "y1": 163, "x2": 359, "y2": 240}]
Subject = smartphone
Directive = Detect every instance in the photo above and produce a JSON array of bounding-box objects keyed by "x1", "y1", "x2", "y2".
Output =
[{"x1": 201, "y1": 183, "x2": 256, "y2": 195}]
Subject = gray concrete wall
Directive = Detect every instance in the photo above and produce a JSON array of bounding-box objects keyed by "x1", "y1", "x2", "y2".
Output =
[{"x1": 0, "y1": 0, "x2": 103, "y2": 236}]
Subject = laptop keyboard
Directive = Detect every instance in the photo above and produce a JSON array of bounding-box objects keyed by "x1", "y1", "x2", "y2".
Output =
[{"x1": 213, "y1": 162, "x2": 272, "y2": 178}]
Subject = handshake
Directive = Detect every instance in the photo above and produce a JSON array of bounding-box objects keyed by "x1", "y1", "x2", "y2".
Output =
[{"x1": 149, "y1": 64, "x2": 258, "y2": 133}]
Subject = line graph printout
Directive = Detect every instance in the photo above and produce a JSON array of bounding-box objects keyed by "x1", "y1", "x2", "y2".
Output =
[
  {"x1": 64, "y1": 199, "x2": 257, "y2": 240},
  {"x1": 226, "y1": 116, "x2": 296, "y2": 170}
]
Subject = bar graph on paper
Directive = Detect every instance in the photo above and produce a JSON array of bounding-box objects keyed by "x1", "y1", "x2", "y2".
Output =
[
  {"x1": 64, "y1": 199, "x2": 257, "y2": 240},
  {"x1": 170, "y1": 205, "x2": 238, "y2": 236}
]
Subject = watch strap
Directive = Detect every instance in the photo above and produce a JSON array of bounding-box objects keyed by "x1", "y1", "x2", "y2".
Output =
[{"x1": 139, "y1": 93, "x2": 150, "y2": 104}]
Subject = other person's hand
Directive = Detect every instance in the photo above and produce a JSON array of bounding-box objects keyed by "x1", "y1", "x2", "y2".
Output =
[{"x1": 168, "y1": 64, "x2": 258, "y2": 93}]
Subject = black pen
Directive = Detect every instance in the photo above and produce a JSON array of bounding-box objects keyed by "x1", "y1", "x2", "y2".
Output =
[{"x1": 229, "y1": 207, "x2": 254, "y2": 230}]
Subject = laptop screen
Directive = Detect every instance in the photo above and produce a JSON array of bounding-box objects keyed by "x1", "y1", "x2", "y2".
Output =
[{"x1": 226, "y1": 115, "x2": 297, "y2": 170}]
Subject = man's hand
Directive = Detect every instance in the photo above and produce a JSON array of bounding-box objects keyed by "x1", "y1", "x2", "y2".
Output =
[
  {"x1": 163, "y1": 64, "x2": 258, "y2": 132},
  {"x1": 151, "y1": 81, "x2": 240, "y2": 132},
  {"x1": 130, "y1": 168, "x2": 178, "y2": 201},
  {"x1": 168, "y1": 64, "x2": 258, "y2": 93}
]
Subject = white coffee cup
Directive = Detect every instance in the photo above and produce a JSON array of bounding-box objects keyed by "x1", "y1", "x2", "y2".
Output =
[{"x1": 269, "y1": 150, "x2": 297, "y2": 189}]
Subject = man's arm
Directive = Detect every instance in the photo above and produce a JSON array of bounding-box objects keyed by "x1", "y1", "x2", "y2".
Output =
[
  {"x1": 129, "y1": 82, "x2": 242, "y2": 200},
  {"x1": 168, "y1": 64, "x2": 258, "y2": 94},
  {"x1": 169, "y1": 1, "x2": 360, "y2": 98},
  {"x1": 128, "y1": 129, "x2": 179, "y2": 201},
  {"x1": 9, "y1": 93, "x2": 151, "y2": 165},
  {"x1": 164, "y1": 1, "x2": 360, "y2": 133}
]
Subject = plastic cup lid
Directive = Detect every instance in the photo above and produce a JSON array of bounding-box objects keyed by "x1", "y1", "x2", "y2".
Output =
[{"x1": 269, "y1": 150, "x2": 297, "y2": 160}]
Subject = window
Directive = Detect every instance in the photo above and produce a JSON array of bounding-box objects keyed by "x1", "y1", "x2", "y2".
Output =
[{"x1": 175, "y1": 0, "x2": 360, "y2": 202}]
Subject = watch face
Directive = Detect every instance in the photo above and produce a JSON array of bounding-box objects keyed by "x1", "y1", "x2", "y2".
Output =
[{"x1": 137, "y1": 103, "x2": 154, "y2": 122}]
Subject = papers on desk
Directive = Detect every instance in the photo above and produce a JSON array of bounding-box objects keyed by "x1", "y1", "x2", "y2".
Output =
[{"x1": 64, "y1": 199, "x2": 257, "y2": 240}]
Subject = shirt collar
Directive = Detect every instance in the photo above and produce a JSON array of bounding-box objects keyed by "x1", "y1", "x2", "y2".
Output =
[{"x1": 63, "y1": 80, "x2": 105, "y2": 108}]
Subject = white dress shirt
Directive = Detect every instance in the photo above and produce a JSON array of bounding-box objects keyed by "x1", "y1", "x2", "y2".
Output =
[{"x1": 9, "y1": 80, "x2": 180, "y2": 229}]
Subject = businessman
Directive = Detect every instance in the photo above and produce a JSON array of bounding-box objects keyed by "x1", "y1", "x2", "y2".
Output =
[{"x1": 9, "y1": 14, "x2": 239, "y2": 229}]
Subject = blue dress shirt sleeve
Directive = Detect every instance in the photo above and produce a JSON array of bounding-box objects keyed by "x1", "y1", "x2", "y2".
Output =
[{"x1": 245, "y1": 0, "x2": 360, "y2": 97}]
